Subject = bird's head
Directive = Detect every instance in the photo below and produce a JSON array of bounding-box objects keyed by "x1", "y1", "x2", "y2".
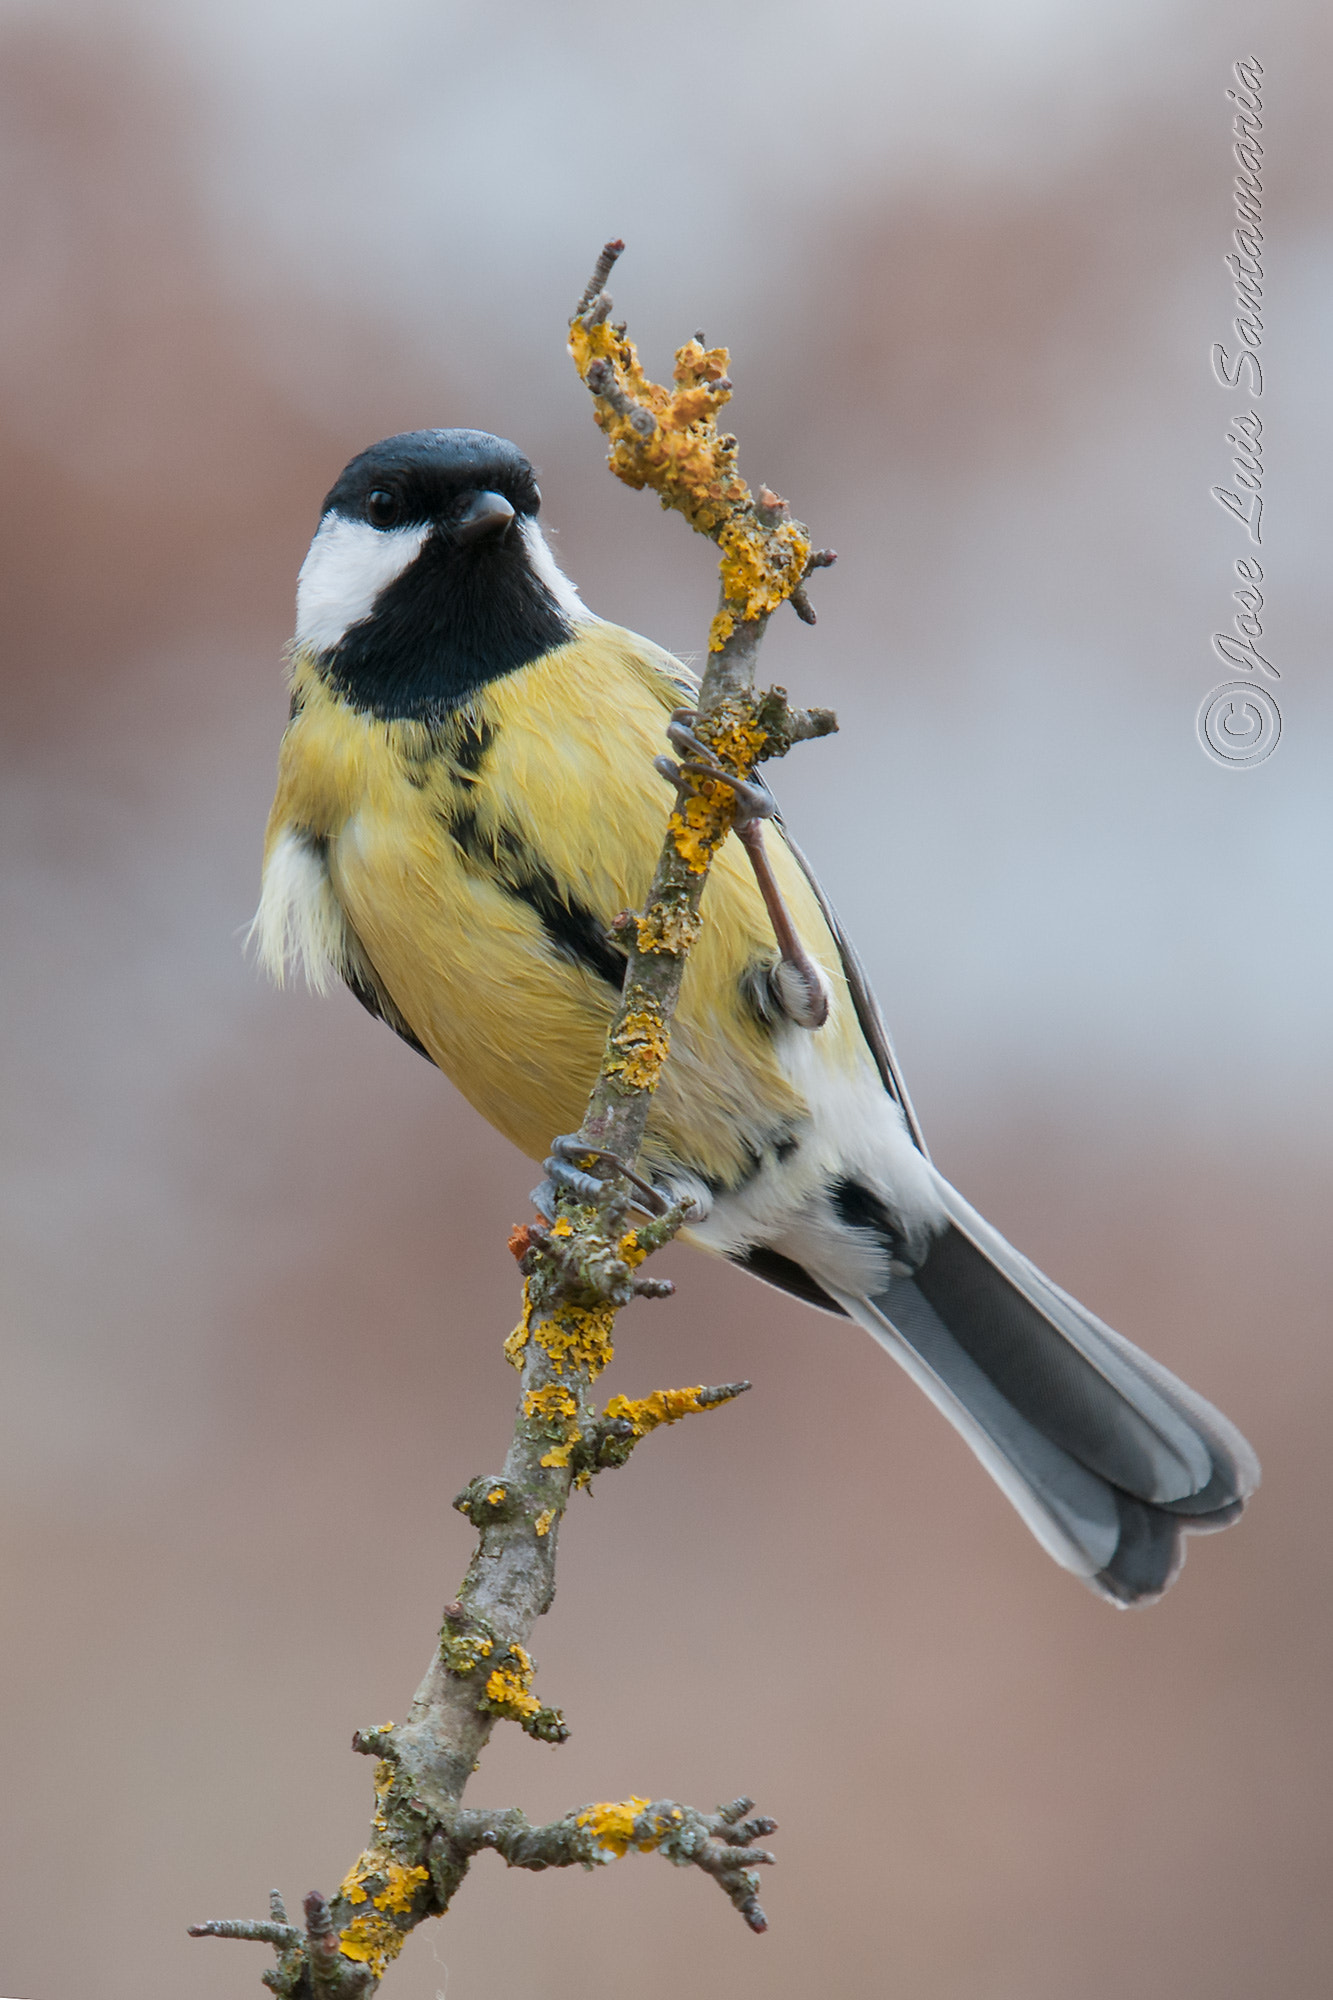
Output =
[{"x1": 294, "y1": 428, "x2": 587, "y2": 719}]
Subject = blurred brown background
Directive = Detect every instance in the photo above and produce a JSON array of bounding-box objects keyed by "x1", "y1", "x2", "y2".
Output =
[{"x1": 1, "y1": 2, "x2": 1330, "y2": 1996}]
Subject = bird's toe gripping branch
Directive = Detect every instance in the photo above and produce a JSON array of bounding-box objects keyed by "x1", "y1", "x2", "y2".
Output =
[{"x1": 537, "y1": 1133, "x2": 676, "y2": 1220}]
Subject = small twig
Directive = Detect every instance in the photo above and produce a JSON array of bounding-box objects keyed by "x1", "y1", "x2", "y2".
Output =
[
  {"x1": 584, "y1": 1379, "x2": 751, "y2": 1471},
  {"x1": 584, "y1": 355, "x2": 658, "y2": 436},
  {"x1": 574, "y1": 238, "x2": 624, "y2": 320},
  {"x1": 451, "y1": 1793, "x2": 778, "y2": 1933},
  {"x1": 189, "y1": 1921, "x2": 303, "y2": 1948}
]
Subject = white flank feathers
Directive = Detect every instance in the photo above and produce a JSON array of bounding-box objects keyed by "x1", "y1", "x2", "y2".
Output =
[
  {"x1": 687, "y1": 1029, "x2": 947, "y2": 1285},
  {"x1": 249, "y1": 829, "x2": 349, "y2": 993}
]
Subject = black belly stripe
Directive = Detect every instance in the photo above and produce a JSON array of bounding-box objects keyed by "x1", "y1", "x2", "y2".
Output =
[
  {"x1": 445, "y1": 804, "x2": 627, "y2": 990},
  {"x1": 518, "y1": 872, "x2": 628, "y2": 988},
  {"x1": 397, "y1": 710, "x2": 497, "y2": 790},
  {"x1": 450, "y1": 710, "x2": 495, "y2": 774}
]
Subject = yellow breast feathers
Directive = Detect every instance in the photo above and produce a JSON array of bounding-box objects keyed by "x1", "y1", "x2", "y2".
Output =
[{"x1": 257, "y1": 620, "x2": 865, "y2": 1189}]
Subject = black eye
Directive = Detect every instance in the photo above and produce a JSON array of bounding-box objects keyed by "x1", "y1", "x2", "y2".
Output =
[{"x1": 366, "y1": 488, "x2": 401, "y2": 528}]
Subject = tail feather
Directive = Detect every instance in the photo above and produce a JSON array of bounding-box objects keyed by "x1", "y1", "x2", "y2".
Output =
[
  {"x1": 1099, "y1": 1494, "x2": 1186, "y2": 1605},
  {"x1": 926, "y1": 1181, "x2": 1215, "y2": 1500},
  {"x1": 831, "y1": 1175, "x2": 1259, "y2": 1607},
  {"x1": 841, "y1": 1278, "x2": 1120, "y2": 1580},
  {"x1": 1018, "y1": 1259, "x2": 1261, "y2": 1517}
]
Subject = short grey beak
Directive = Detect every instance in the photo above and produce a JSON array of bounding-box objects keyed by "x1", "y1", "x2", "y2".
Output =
[{"x1": 452, "y1": 489, "x2": 516, "y2": 544}]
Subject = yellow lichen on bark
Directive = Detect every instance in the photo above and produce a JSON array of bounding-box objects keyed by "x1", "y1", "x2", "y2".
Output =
[
  {"x1": 603, "y1": 1385, "x2": 715, "y2": 1437},
  {"x1": 568, "y1": 310, "x2": 810, "y2": 652},
  {"x1": 567, "y1": 320, "x2": 743, "y2": 536},
  {"x1": 713, "y1": 510, "x2": 810, "y2": 642},
  {"x1": 668, "y1": 785, "x2": 736, "y2": 875},
  {"x1": 504, "y1": 1285, "x2": 534, "y2": 1369},
  {"x1": 635, "y1": 898, "x2": 703, "y2": 956},
  {"x1": 604, "y1": 1006, "x2": 670, "y2": 1090},
  {"x1": 336, "y1": 1852, "x2": 431, "y2": 1977},
  {"x1": 618, "y1": 1228, "x2": 647, "y2": 1270},
  {"x1": 484, "y1": 1667, "x2": 542, "y2": 1720},
  {"x1": 532, "y1": 1297, "x2": 617, "y2": 1380},
  {"x1": 339, "y1": 1854, "x2": 379, "y2": 1905},
  {"x1": 534, "y1": 1508, "x2": 555, "y2": 1536},
  {"x1": 373, "y1": 1861, "x2": 430, "y2": 1916},
  {"x1": 698, "y1": 699, "x2": 771, "y2": 775},
  {"x1": 531, "y1": 1375, "x2": 582, "y2": 1469},
  {"x1": 576, "y1": 1796, "x2": 657, "y2": 1862},
  {"x1": 440, "y1": 1627, "x2": 494, "y2": 1677},
  {"x1": 523, "y1": 1383, "x2": 579, "y2": 1421},
  {"x1": 484, "y1": 1645, "x2": 543, "y2": 1722},
  {"x1": 338, "y1": 1910, "x2": 406, "y2": 1979}
]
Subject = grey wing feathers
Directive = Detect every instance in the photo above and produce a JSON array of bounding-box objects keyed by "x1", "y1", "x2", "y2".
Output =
[{"x1": 776, "y1": 823, "x2": 932, "y2": 1158}]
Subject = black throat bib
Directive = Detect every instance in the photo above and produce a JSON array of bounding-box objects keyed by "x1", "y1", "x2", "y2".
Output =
[{"x1": 322, "y1": 529, "x2": 574, "y2": 721}]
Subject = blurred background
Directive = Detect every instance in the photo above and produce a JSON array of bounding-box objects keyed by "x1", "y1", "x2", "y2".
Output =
[{"x1": 1, "y1": 1, "x2": 1329, "y2": 1995}]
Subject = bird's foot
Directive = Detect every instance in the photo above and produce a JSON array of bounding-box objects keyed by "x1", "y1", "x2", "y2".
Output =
[
  {"x1": 653, "y1": 709, "x2": 776, "y2": 827},
  {"x1": 658, "y1": 712, "x2": 829, "y2": 1031},
  {"x1": 534, "y1": 1135, "x2": 674, "y2": 1220}
]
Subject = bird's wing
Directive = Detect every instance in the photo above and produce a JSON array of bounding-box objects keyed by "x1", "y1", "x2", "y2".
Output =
[
  {"x1": 773, "y1": 824, "x2": 931, "y2": 1160},
  {"x1": 341, "y1": 934, "x2": 437, "y2": 1064},
  {"x1": 627, "y1": 635, "x2": 931, "y2": 1157}
]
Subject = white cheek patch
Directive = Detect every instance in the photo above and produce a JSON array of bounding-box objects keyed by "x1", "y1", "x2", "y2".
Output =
[
  {"x1": 249, "y1": 829, "x2": 350, "y2": 994},
  {"x1": 519, "y1": 518, "x2": 591, "y2": 625},
  {"x1": 295, "y1": 513, "x2": 432, "y2": 651}
]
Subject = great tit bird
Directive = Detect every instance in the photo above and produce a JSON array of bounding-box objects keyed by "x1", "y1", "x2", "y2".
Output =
[{"x1": 256, "y1": 426, "x2": 1258, "y2": 1606}]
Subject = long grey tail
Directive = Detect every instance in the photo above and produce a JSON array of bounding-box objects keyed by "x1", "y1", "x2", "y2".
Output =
[{"x1": 833, "y1": 1173, "x2": 1259, "y2": 1606}]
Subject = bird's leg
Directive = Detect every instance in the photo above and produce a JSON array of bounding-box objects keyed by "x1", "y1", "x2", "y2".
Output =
[
  {"x1": 658, "y1": 711, "x2": 831, "y2": 1031},
  {"x1": 730, "y1": 817, "x2": 830, "y2": 1029}
]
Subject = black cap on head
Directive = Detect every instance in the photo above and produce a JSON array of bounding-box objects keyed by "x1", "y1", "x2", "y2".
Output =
[
  {"x1": 321, "y1": 429, "x2": 542, "y2": 531},
  {"x1": 308, "y1": 427, "x2": 576, "y2": 720}
]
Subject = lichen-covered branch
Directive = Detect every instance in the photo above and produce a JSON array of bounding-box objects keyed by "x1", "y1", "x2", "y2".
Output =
[
  {"x1": 192, "y1": 242, "x2": 833, "y2": 1995},
  {"x1": 557, "y1": 238, "x2": 837, "y2": 1199},
  {"x1": 448, "y1": 1794, "x2": 778, "y2": 1933}
]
